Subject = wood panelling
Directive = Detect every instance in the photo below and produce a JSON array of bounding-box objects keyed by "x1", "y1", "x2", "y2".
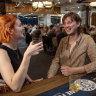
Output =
[
  {"x1": 91, "y1": 12, "x2": 96, "y2": 26},
  {"x1": 5, "y1": 3, "x2": 32, "y2": 13},
  {"x1": 5, "y1": 2, "x2": 60, "y2": 14},
  {"x1": 0, "y1": 2, "x2": 6, "y2": 14}
]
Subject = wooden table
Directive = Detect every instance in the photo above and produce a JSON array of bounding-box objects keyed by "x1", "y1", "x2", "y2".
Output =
[{"x1": 1, "y1": 74, "x2": 85, "y2": 96}]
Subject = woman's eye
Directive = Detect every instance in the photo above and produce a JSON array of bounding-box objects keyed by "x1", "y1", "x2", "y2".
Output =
[
  {"x1": 68, "y1": 21, "x2": 72, "y2": 24},
  {"x1": 18, "y1": 24, "x2": 22, "y2": 27},
  {"x1": 64, "y1": 21, "x2": 72, "y2": 25}
]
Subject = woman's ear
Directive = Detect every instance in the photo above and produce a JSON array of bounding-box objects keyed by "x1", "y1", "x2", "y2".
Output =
[
  {"x1": 77, "y1": 22, "x2": 81, "y2": 27},
  {"x1": 7, "y1": 28, "x2": 13, "y2": 35}
]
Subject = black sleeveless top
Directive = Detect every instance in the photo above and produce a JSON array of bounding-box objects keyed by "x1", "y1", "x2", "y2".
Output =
[{"x1": 0, "y1": 45, "x2": 23, "y2": 79}]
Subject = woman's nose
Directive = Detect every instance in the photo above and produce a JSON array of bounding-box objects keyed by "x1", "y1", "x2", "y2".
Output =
[
  {"x1": 22, "y1": 26, "x2": 25, "y2": 30},
  {"x1": 64, "y1": 23, "x2": 69, "y2": 28}
]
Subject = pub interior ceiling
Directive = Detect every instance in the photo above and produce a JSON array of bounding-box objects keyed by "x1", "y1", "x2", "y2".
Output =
[
  {"x1": 11, "y1": 0, "x2": 96, "y2": 6},
  {"x1": 10, "y1": 0, "x2": 96, "y2": 11},
  {"x1": 0, "y1": 0, "x2": 96, "y2": 16}
]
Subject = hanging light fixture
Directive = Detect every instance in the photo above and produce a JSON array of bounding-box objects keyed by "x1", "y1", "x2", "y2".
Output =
[
  {"x1": 32, "y1": 0, "x2": 54, "y2": 11},
  {"x1": 14, "y1": 0, "x2": 25, "y2": 8},
  {"x1": 89, "y1": 2, "x2": 96, "y2": 7}
]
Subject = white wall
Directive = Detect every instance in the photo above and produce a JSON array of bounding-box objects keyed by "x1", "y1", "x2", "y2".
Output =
[{"x1": 44, "y1": 14, "x2": 51, "y2": 26}]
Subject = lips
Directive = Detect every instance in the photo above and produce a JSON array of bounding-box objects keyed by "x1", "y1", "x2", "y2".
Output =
[{"x1": 65, "y1": 27, "x2": 71, "y2": 32}]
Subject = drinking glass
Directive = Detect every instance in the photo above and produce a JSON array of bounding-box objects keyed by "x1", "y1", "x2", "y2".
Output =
[
  {"x1": 69, "y1": 74, "x2": 81, "y2": 92},
  {"x1": 32, "y1": 37, "x2": 41, "y2": 44},
  {"x1": 31, "y1": 29, "x2": 42, "y2": 44}
]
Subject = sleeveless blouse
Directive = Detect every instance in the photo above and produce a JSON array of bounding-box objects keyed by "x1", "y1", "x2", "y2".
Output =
[
  {"x1": 0, "y1": 45, "x2": 31, "y2": 93},
  {"x1": 0, "y1": 45, "x2": 23, "y2": 79}
]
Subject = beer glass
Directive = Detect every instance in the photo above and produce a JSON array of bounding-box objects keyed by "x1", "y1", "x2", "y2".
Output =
[
  {"x1": 32, "y1": 29, "x2": 42, "y2": 44},
  {"x1": 69, "y1": 74, "x2": 81, "y2": 92}
]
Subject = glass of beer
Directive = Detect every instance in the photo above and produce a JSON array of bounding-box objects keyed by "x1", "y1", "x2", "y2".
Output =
[
  {"x1": 32, "y1": 37, "x2": 41, "y2": 44},
  {"x1": 69, "y1": 74, "x2": 81, "y2": 92},
  {"x1": 32, "y1": 29, "x2": 42, "y2": 44}
]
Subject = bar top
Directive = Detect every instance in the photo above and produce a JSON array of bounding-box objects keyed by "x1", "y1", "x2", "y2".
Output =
[{"x1": 1, "y1": 74, "x2": 85, "y2": 96}]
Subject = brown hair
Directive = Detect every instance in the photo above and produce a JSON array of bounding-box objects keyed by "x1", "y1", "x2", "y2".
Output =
[
  {"x1": 0, "y1": 14, "x2": 17, "y2": 43},
  {"x1": 62, "y1": 12, "x2": 81, "y2": 24},
  {"x1": 62, "y1": 12, "x2": 82, "y2": 34}
]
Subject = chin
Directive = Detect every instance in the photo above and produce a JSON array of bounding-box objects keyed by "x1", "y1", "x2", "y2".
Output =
[
  {"x1": 21, "y1": 34, "x2": 24, "y2": 38},
  {"x1": 66, "y1": 32, "x2": 72, "y2": 35},
  {"x1": 18, "y1": 36, "x2": 24, "y2": 40},
  {"x1": 21, "y1": 36, "x2": 24, "y2": 39},
  {"x1": 66, "y1": 31, "x2": 75, "y2": 35}
]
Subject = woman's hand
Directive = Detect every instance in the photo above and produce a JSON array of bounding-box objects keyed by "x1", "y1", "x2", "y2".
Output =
[
  {"x1": 61, "y1": 65, "x2": 85, "y2": 76},
  {"x1": 25, "y1": 41, "x2": 43, "y2": 56},
  {"x1": 32, "y1": 78, "x2": 43, "y2": 82},
  {"x1": 61, "y1": 65, "x2": 74, "y2": 76}
]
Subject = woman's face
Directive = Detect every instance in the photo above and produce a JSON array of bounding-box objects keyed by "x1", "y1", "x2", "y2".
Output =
[
  {"x1": 63, "y1": 16, "x2": 80, "y2": 36},
  {"x1": 14, "y1": 19, "x2": 25, "y2": 40}
]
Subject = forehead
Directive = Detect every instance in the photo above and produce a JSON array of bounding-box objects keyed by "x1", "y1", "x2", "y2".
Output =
[
  {"x1": 15, "y1": 19, "x2": 21, "y2": 25},
  {"x1": 64, "y1": 16, "x2": 72, "y2": 22}
]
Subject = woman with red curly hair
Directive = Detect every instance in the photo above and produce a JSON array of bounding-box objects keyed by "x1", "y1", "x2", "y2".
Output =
[{"x1": 0, "y1": 14, "x2": 43, "y2": 93}]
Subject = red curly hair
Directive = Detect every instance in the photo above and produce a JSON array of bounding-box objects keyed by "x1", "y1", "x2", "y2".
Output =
[{"x1": 0, "y1": 14, "x2": 17, "y2": 43}]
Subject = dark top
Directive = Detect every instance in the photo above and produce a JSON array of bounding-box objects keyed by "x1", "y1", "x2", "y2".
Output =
[
  {"x1": 47, "y1": 31, "x2": 56, "y2": 38},
  {"x1": 57, "y1": 32, "x2": 67, "y2": 45},
  {"x1": 25, "y1": 32, "x2": 32, "y2": 45},
  {"x1": 0, "y1": 45, "x2": 23, "y2": 79}
]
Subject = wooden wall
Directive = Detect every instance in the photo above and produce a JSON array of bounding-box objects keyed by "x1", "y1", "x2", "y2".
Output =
[
  {"x1": 0, "y1": 2, "x2": 6, "y2": 15},
  {"x1": 5, "y1": 2, "x2": 60, "y2": 14},
  {"x1": 91, "y1": 12, "x2": 96, "y2": 26}
]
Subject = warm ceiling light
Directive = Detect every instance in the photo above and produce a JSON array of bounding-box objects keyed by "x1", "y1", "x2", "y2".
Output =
[
  {"x1": 32, "y1": 2, "x2": 44, "y2": 8},
  {"x1": 32, "y1": 0, "x2": 54, "y2": 11},
  {"x1": 89, "y1": 2, "x2": 96, "y2": 7},
  {"x1": 43, "y1": 1, "x2": 53, "y2": 8}
]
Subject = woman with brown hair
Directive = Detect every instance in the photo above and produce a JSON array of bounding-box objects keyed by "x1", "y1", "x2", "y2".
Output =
[{"x1": 48, "y1": 12, "x2": 96, "y2": 78}]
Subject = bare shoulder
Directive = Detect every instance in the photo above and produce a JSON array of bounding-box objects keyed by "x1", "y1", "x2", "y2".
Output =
[
  {"x1": 0, "y1": 48, "x2": 12, "y2": 72},
  {"x1": 0, "y1": 48, "x2": 7, "y2": 56},
  {"x1": 0, "y1": 48, "x2": 10, "y2": 63}
]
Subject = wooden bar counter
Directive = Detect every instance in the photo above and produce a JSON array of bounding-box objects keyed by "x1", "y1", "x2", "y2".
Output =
[
  {"x1": 1, "y1": 73, "x2": 87, "y2": 96},
  {"x1": 1, "y1": 74, "x2": 69, "y2": 96}
]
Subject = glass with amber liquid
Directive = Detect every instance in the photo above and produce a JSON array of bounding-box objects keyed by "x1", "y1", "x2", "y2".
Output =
[
  {"x1": 69, "y1": 74, "x2": 81, "y2": 92},
  {"x1": 32, "y1": 29, "x2": 42, "y2": 44}
]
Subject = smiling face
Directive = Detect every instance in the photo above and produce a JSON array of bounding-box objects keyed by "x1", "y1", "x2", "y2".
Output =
[
  {"x1": 13, "y1": 19, "x2": 25, "y2": 40},
  {"x1": 63, "y1": 16, "x2": 80, "y2": 36}
]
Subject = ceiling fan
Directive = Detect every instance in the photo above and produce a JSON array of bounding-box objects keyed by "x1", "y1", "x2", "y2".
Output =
[{"x1": 77, "y1": 0, "x2": 96, "y2": 8}]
